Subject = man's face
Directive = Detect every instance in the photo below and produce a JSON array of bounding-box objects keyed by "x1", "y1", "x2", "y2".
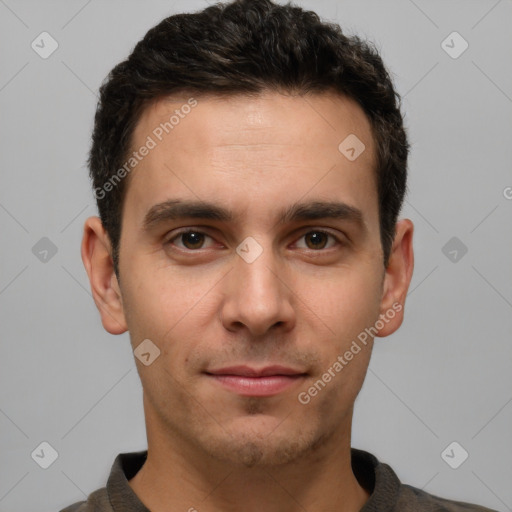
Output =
[{"x1": 111, "y1": 91, "x2": 393, "y2": 466}]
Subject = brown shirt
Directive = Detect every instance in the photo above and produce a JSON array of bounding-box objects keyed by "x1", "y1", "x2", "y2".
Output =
[{"x1": 59, "y1": 449, "x2": 498, "y2": 512}]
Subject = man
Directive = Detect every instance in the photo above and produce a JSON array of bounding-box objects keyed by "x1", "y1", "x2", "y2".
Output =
[{"x1": 62, "y1": 0, "x2": 497, "y2": 510}]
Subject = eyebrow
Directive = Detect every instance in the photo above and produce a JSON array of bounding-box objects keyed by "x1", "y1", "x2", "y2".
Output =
[{"x1": 142, "y1": 199, "x2": 366, "y2": 232}]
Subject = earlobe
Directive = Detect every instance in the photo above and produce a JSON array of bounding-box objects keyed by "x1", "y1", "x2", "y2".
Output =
[
  {"x1": 375, "y1": 219, "x2": 414, "y2": 338},
  {"x1": 81, "y1": 216, "x2": 128, "y2": 335}
]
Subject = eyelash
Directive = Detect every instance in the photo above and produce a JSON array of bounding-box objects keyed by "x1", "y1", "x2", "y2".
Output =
[{"x1": 165, "y1": 228, "x2": 344, "y2": 252}]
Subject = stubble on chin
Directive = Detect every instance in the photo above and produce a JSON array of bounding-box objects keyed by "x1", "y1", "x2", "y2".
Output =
[{"x1": 201, "y1": 401, "x2": 334, "y2": 469}]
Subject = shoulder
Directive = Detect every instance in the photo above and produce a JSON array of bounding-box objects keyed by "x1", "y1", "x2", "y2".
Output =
[
  {"x1": 59, "y1": 487, "x2": 112, "y2": 512},
  {"x1": 351, "y1": 448, "x2": 498, "y2": 512},
  {"x1": 396, "y1": 483, "x2": 499, "y2": 512}
]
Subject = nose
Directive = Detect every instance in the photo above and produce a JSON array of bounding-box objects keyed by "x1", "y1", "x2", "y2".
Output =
[{"x1": 220, "y1": 242, "x2": 296, "y2": 337}]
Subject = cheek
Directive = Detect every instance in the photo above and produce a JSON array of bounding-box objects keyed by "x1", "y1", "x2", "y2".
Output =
[
  {"x1": 121, "y1": 270, "x2": 224, "y2": 398},
  {"x1": 305, "y1": 266, "x2": 383, "y2": 343},
  {"x1": 122, "y1": 263, "x2": 215, "y2": 342},
  {"x1": 296, "y1": 344, "x2": 372, "y2": 431}
]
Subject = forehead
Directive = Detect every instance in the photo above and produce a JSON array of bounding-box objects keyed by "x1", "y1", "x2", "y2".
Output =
[
  {"x1": 133, "y1": 90, "x2": 374, "y2": 155},
  {"x1": 124, "y1": 90, "x2": 378, "y2": 231}
]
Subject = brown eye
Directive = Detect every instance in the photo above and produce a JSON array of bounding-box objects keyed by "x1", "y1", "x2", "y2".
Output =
[
  {"x1": 167, "y1": 230, "x2": 214, "y2": 250},
  {"x1": 304, "y1": 231, "x2": 329, "y2": 249},
  {"x1": 296, "y1": 230, "x2": 339, "y2": 250},
  {"x1": 180, "y1": 232, "x2": 205, "y2": 249}
]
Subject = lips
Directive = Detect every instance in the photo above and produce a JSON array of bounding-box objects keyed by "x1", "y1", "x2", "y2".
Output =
[
  {"x1": 204, "y1": 365, "x2": 307, "y2": 397},
  {"x1": 207, "y1": 365, "x2": 306, "y2": 377}
]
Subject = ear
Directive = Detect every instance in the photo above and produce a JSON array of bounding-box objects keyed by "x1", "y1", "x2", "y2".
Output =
[
  {"x1": 375, "y1": 218, "x2": 414, "y2": 337},
  {"x1": 81, "y1": 216, "x2": 128, "y2": 335}
]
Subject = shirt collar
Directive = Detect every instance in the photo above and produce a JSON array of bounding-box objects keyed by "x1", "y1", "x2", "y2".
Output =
[
  {"x1": 106, "y1": 448, "x2": 401, "y2": 511},
  {"x1": 107, "y1": 450, "x2": 150, "y2": 511}
]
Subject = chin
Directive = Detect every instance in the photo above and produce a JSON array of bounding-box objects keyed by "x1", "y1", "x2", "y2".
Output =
[{"x1": 197, "y1": 415, "x2": 329, "y2": 468}]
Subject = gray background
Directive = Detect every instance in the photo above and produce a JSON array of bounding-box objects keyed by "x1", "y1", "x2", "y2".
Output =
[{"x1": 1, "y1": 0, "x2": 511, "y2": 511}]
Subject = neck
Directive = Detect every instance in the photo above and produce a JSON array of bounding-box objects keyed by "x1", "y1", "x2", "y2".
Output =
[{"x1": 129, "y1": 406, "x2": 370, "y2": 512}]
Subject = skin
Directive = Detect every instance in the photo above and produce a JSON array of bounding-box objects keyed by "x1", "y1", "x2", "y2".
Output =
[{"x1": 82, "y1": 90, "x2": 414, "y2": 512}]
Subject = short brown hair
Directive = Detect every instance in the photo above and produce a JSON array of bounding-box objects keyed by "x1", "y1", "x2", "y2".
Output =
[{"x1": 88, "y1": 0, "x2": 409, "y2": 275}]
